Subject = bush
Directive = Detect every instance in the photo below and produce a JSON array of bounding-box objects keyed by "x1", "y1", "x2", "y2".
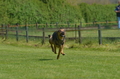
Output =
[{"x1": 0, "y1": 0, "x2": 117, "y2": 27}]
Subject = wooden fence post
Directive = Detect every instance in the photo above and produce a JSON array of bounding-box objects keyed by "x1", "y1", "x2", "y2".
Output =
[
  {"x1": 78, "y1": 25, "x2": 82, "y2": 44},
  {"x1": 42, "y1": 28, "x2": 45, "y2": 45},
  {"x1": 36, "y1": 22, "x2": 38, "y2": 29},
  {"x1": 46, "y1": 23, "x2": 48, "y2": 28},
  {"x1": 67, "y1": 22, "x2": 70, "y2": 27},
  {"x1": 98, "y1": 24, "x2": 102, "y2": 45},
  {"x1": 106, "y1": 20, "x2": 108, "y2": 25},
  {"x1": 1, "y1": 24, "x2": 4, "y2": 39},
  {"x1": 25, "y1": 23, "x2": 29, "y2": 43},
  {"x1": 5, "y1": 25, "x2": 8, "y2": 40},
  {"x1": 93, "y1": 21, "x2": 95, "y2": 26},
  {"x1": 16, "y1": 23, "x2": 19, "y2": 41},
  {"x1": 75, "y1": 24, "x2": 77, "y2": 41},
  {"x1": 56, "y1": 22, "x2": 58, "y2": 28}
]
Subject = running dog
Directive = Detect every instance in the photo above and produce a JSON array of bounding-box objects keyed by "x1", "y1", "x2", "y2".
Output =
[{"x1": 48, "y1": 29, "x2": 66, "y2": 59}]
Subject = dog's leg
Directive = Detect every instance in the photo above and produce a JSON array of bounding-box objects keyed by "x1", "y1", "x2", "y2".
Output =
[
  {"x1": 54, "y1": 45, "x2": 57, "y2": 54},
  {"x1": 57, "y1": 47, "x2": 61, "y2": 59},
  {"x1": 51, "y1": 44, "x2": 54, "y2": 52},
  {"x1": 61, "y1": 45, "x2": 65, "y2": 55}
]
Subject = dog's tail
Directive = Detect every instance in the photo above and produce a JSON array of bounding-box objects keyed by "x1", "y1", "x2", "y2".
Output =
[{"x1": 48, "y1": 35, "x2": 51, "y2": 38}]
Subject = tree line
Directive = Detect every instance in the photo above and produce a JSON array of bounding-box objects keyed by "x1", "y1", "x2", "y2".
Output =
[{"x1": 0, "y1": 0, "x2": 117, "y2": 27}]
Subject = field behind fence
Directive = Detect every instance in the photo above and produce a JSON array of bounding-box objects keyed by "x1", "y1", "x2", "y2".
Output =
[{"x1": 0, "y1": 21, "x2": 120, "y2": 45}]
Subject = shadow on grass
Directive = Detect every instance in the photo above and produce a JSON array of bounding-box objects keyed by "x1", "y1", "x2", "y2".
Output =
[{"x1": 39, "y1": 59, "x2": 53, "y2": 61}]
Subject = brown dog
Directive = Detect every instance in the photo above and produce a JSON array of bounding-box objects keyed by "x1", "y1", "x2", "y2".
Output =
[{"x1": 49, "y1": 29, "x2": 65, "y2": 59}]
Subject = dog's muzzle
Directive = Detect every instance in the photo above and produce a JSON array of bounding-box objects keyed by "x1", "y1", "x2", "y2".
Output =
[{"x1": 60, "y1": 32, "x2": 65, "y2": 37}]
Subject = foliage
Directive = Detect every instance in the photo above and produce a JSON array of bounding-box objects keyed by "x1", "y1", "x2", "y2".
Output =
[
  {"x1": 0, "y1": 0, "x2": 117, "y2": 26},
  {"x1": 79, "y1": 3, "x2": 116, "y2": 23}
]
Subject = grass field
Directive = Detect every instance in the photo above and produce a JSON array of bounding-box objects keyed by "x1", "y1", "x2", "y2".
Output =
[{"x1": 0, "y1": 41, "x2": 120, "y2": 79}]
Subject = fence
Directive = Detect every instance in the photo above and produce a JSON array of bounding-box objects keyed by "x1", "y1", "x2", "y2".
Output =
[{"x1": 0, "y1": 21, "x2": 119, "y2": 45}]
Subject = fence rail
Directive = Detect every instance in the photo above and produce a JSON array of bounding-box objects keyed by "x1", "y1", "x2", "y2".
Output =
[
  {"x1": 0, "y1": 21, "x2": 118, "y2": 27},
  {"x1": 0, "y1": 21, "x2": 119, "y2": 45}
]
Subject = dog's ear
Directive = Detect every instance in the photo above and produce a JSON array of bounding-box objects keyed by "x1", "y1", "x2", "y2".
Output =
[
  {"x1": 58, "y1": 29, "x2": 65, "y2": 32},
  {"x1": 58, "y1": 29, "x2": 62, "y2": 32}
]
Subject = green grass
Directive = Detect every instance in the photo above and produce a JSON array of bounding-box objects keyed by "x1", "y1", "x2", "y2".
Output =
[{"x1": 0, "y1": 42, "x2": 120, "y2": 79}]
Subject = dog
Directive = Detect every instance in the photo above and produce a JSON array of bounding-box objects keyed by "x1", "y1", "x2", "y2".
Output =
[{"x1": 48, "y1": 29, "x2": 66, "y2": 59}]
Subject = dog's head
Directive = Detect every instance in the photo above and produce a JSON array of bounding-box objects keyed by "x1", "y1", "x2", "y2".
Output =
[{"x1": 57, "y1": 29, "x2": 65, "y2": 39}]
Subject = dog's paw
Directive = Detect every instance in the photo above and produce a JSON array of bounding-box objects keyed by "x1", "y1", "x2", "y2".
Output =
[
  {"x1": 54, "y1": 52, "x2": 57, "y2": 54},
  {"x1": 62, "y1": 53, "x2": 65, "y2": 55}
]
